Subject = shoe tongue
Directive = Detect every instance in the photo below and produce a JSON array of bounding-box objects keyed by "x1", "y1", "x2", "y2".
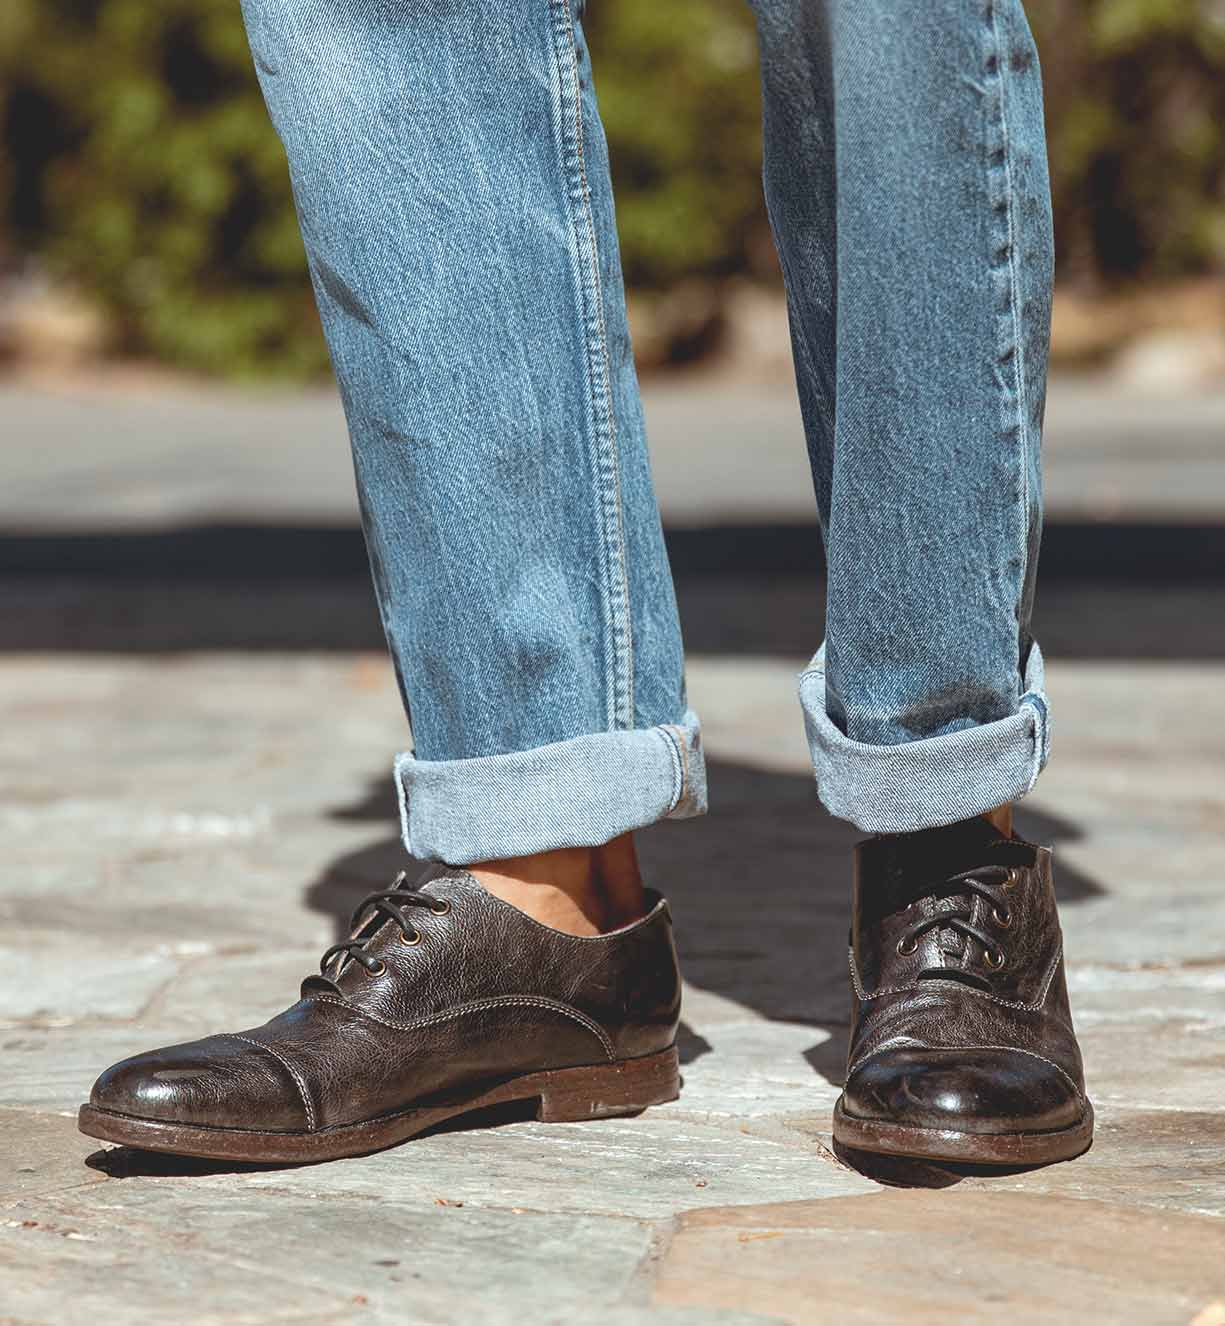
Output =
[
  {"x1": 862, "y1": 816, "x2": 1004, "y2": 898},
  {"x1": 930, "y1": 899, "x2": 971, "y2": 960},
  {"x1": 919, "y1": 820, "x2": 1011, "y2": 964},
  {"x1": 857, "y1": 816, "x2": 1013, "y2": 963}
]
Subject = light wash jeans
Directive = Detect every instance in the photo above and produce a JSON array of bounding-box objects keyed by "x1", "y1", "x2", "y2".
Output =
[{"x1": 240, "y1": 0, "x2": 1053, "y2": 863}]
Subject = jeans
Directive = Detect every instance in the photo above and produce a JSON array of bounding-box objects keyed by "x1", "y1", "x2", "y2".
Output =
[{"x1": 239, "y1": 0, "x2": 1053, "y2": 863}]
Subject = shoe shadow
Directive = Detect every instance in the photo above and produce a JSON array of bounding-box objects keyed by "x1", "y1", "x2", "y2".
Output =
[
  {"x1": 828, "y1": 1140, "x2": 1092, "y2": 1187},
  {"x1": 303, "y1": 759, "x2": 1103, "y2": 1188},
  {"x1": 84, "y1": 1146, "x2": 300, "y2": 1179},
  {"x1": 82, "y1": 1099, "x2": 549, "y2": 1180}
]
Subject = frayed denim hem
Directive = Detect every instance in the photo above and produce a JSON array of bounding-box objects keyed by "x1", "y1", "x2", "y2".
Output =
[
  {"x1": 394, "y1": 709, "x2": 707, "y2": 864},
  {"x1": 798, "y1": 645, "x2": 1051, "y2": 834}
]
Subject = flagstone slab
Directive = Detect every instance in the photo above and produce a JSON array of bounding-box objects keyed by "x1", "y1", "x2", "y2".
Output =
[
  {"x1": 1, "y1": 1181, "x2": 654, "y2": 1326},
  {"x1": 652, "y1": 1191, "x2": 1225, "y2": 1324},
  {"x1": 0, "y1": 1108, "x2": 107, "y2": 1202}
]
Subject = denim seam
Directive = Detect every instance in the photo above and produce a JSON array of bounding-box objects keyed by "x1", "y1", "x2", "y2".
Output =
[
  {"x1": 548, "y1": 0, "x2": 635, "y2": 731},
  {"x1": 224, "y1": 1032, "x2": 316, "y2": 1131},
  {"x1": 986, "y1": 1, "x2": 1032, "y2": 682},
  {"x1": 848, "y1": 946, "x2": 1060, "y2": 1012},
  {"x1": 659, "y1": 724, "x2": 688, "y2": 812},
  {"x1": 307, "y1": 993, "x2": 615, "y2": 1061},
  {"x1": 847, "y1": 1042, "x2": 1083, "y2": 1101}
]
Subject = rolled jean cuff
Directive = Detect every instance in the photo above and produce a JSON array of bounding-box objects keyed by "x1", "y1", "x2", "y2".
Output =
[
  {"x1": 798, "y1": 644, "x2": 1051, "y2": 834},
  {"x1": 394, "y1": 709, "x2": 707, "y2": 864}
]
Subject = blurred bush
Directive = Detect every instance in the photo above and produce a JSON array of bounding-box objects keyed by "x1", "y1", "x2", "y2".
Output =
[
  {"x1": 0, "y1": 0, "x2": 325, "y2": 375},
  {"x1": 1034, "y1": 0, "x2": 1225, "y2": 283},
  {"x1": 1, "y1": 0, "x2": 1222, "y2": 376}
]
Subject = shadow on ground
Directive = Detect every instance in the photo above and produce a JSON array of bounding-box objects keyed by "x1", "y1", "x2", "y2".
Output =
[{"x1": 83, "y1": 1097, "x2": 545, "y2": 1181}]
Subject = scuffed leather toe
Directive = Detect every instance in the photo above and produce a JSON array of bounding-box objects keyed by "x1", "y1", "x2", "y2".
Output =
[
  {"x1": 89, "y1": 1033, "x2": 309, "y2": 1132},
  {"x1": 842, "y1": 1046, "x2": 1085, "y2": 1136}
]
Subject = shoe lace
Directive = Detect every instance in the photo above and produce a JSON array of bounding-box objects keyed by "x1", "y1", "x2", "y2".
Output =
[
  {"x1": 896, "y1": 864, "x2": 1014, "y2": 970},
  {"x1": 320, "y1": 872, "x2": 449, "y2": 975}
]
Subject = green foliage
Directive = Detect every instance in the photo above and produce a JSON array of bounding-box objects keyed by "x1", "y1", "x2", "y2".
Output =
[
  {"x1": 1, "y1": 0, "x2": 1222, "y2": 376},
  {"x1": 581, "y1": 0, "x2": 763, "y2": 289},
  {"x1": 1029, "y1": 0, "x2": 1225, "y2": 281},
  {"x1": 0, "y1": 0, "x2": 328, "y2": 375}
]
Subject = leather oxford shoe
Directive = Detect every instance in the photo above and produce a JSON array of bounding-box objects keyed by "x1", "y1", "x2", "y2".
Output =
[
  {"x1": 80, "y1": 867, "x2": 681, "y2": 1163},
  {"x1": 833, "y1": 817, "x2": 1093, "y2": 1166}
]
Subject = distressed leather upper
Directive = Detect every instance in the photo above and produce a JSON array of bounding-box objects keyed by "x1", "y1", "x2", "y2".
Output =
[
  {"x1": 91, "y1": 870, "x2": 681, "y2": 1133},
  {"x1": 842, "y1": 821, "x2": 1088, "y2": 1136}
]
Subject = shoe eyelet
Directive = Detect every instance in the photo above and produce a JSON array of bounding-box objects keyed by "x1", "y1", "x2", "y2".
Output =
[
  {"x1": 430, "y1": 900, "x2": 451, "y2": 917},
  {"x1": 896, "y1": 936, "x2": 919, "y2": 957},
  {"x1": 992, "y1": 906, "x2": 1013, "y2": 929},
  {"x1": 366, "y1": 959, "x2": 388, "y2": 977},
  {"x1": 984, "y1": 948, "x2": 1006, "y2": 971},
  {"x1": 401, "y1": 929, "x2": 423, "y2": 947},
  {"x1": 1003, "y1": 868, "x2": 1022, "y2": 891}
]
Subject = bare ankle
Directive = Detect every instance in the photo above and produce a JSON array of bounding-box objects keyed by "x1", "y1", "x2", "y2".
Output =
[
  {"x1": 983, "y1": 802, "x2": 1013, "y2": 838},
  {"x1": 467, "y1": 833, "x2": 645, "y2": 937}
]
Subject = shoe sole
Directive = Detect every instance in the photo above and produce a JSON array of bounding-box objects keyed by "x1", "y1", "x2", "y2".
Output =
[
  {"x1": 832, "y1": 1095, "x2": 1094, "y2": 1167},
  {"x1": 78, "y1": 1046, "x2": 679, "y2": 1164}
]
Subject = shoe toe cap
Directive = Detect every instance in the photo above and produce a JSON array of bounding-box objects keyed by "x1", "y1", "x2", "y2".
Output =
[
  {"x1": 842, "y1": 1046, "x2": 1084, "y2": 1136},
  {"x1": 90, "y1": 1034, "x2": 309, "y2": 1132}
]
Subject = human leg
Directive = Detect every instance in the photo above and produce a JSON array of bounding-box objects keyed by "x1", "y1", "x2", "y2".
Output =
[
  {"x1": 752, "y1": 0, "x2": 1090, "y2": 1163},
  {"x1": 80, "y1": 0, "x2": 694, "y2": 1160}
]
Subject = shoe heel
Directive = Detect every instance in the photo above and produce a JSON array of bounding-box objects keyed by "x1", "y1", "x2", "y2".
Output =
[{"x1": 534, "y1": 1046, "x2": 679, "y2": 1123}]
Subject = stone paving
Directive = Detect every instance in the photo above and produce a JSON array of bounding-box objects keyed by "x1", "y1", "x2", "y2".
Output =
[
  {"x1": 2, "y1": 359, "x2": 1223, "y2": 1321},
  {"x1": 2, "y1": 644, "x2": 1224, "y2": 1324}
]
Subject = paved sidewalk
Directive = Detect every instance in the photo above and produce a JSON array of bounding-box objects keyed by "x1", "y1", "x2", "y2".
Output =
[
  {"x1": 2, "y1": 648, "x2": 1224, "y2": 1323},
  {"x1": 3, "y1": 371, "x2": 1224, "y2": 530},
  {"x1": 2, "y1": 362, "x2": 1222, "y2": 1320}
]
